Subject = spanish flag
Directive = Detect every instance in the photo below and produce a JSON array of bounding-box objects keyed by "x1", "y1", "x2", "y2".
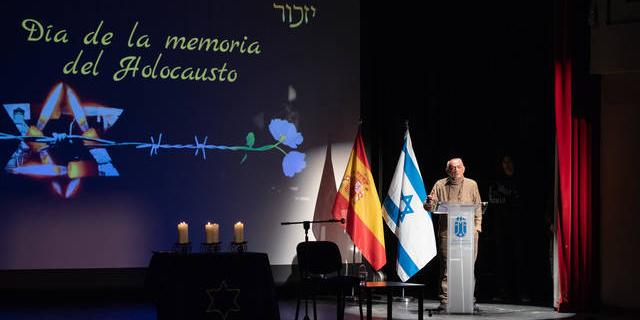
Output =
[{"x1": 332, "y1": 131, "x2": 387, "y2": 270}]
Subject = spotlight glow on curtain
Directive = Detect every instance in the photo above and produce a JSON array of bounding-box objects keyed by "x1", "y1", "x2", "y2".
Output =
[{"x1": 554, "y1": 0, "x2": 593, "y2": 312}]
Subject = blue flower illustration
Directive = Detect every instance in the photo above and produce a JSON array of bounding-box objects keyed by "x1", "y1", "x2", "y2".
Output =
[
  {"x1": 282, "y1": 151, "x2": 306, "y2": 177},
  {"x1": 268, "y1": 119, "x2": 303, "y2": 149}
]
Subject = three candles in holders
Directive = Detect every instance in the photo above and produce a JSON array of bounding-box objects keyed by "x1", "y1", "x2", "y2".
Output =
[{"x1": 176, "y1": 221, "x2": 244, "y2": 244}]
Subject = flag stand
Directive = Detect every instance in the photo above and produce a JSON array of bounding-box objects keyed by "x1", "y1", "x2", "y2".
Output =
[
  {"x1": 345, "y1": 243, "x2": 361, "y2": 302},
  {"x1": 393, "y1": 288, "x2": 415, "y2": 303}
]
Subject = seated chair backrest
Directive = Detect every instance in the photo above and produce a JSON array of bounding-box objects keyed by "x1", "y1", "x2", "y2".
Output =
[{"x1": 296, "y1": 241, "x2": 343, "y2": 278}]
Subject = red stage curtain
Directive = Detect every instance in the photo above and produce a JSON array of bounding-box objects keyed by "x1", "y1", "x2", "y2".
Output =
[{"x1": 554, "y1": 0, "x2": 593, "y2": 312}]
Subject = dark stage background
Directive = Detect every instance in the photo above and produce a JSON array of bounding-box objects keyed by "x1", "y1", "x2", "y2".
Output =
[{"x1": 360, "y1": 1, "x2": 556, "y2": 303}]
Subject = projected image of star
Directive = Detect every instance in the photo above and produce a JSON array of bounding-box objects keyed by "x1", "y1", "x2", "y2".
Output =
[
  {"x1": 1, "y1": 82, "x2": 122, "y2": 198},
  {"x1": 1, "y1": 83, "x2": 307, "y2": 198}
]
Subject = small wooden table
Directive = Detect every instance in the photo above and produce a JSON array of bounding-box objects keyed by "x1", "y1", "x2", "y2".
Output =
[{"x1": 361, "y1": 281, "x2": 425, "y2": 320}]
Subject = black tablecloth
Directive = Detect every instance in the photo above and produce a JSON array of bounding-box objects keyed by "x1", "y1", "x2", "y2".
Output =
[{"x1": 146, "y1": 252, "x2": 280, "y2": 320}]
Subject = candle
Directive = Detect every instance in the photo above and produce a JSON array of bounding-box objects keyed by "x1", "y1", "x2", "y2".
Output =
[
  {"x1": 234, "y1": 221, "x2": 244, "y2": 243},
  {"x1": 177, "y1": 221, "x2": 189, "y2": 244},
  {"x1": 205, "y1": 222, "x2": 219, "y2": 243}
]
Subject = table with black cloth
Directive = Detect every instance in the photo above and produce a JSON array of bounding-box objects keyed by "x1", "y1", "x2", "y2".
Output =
[{"x1": 146, "y1": 252, "x2": 280, "y2": 320}]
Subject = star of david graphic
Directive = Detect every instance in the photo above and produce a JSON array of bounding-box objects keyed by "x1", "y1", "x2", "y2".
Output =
[
  {"x1": 398, "y1": 193, "x2": 414, "y2": 222},
  {"x1": 1, "y1": 83, "x2": 307, "y2": 198},
  {"x1": 206, "y1": 281, "x2": 241, "y2": 319},
  {"x1": 2, "y1": 82, "x2": 122, "y2": 198}
]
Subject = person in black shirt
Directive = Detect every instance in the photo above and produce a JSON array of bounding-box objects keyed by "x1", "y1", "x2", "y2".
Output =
[{"x1": 488, "y1": 155, "x2": 529, "y2": 303}]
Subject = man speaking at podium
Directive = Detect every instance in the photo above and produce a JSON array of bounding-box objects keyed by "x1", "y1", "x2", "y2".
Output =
[{"x1": 424, "y1": 157, "x2": 482, "y2": 310}]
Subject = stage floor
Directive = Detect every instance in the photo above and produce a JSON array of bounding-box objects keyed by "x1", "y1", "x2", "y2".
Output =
[
  {"x1": 0, "y1": 295, "x2": 634, "y2": 319},
  {"x1": 280, "y1": 297, "x2": 574, "y2": 320}
]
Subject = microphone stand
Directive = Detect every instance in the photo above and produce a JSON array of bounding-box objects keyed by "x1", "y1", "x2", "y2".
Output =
[
  {"x1": 281, "y1": 218, "x2": 345, "y2": 320},
  {"x1": 281, "y1": 218, "x2": 345, "y2": 242}
]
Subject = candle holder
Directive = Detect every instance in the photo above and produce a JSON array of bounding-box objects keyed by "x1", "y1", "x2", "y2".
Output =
[
  {"x1": 200, "y1": 242, "x2": 221, "y2": 253},
  {"x1": 231, "y1": 241, "x2": 247, "y2": 253},
  {"x1": 172, "y1": 242, "x2": 192, "y2": 254}
]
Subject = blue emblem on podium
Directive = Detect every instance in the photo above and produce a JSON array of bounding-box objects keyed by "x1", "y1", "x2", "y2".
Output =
[{"x1": 454, "y1": 216, "x2": 467, "y2": 238}]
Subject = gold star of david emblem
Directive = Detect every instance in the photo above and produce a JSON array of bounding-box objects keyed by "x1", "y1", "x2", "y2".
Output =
[{"x1": 206, "y1": 281, "x2": 241, "y2": 319}]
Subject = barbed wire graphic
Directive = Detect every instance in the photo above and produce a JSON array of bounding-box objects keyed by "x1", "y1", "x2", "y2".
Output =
[
  {"x1": 1, "y1": 132, "x2": 289, "y2": 159},
  {"x1": 2, "y1": 82, "x2": 306, "y2": 198}
]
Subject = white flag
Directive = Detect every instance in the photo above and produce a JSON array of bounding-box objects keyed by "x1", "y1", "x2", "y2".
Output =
[{"x1": 382, "y1": 129, "x2": 437, "y2": 281}]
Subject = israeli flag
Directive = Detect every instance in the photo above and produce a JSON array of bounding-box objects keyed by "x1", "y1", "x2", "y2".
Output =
[{"x1": 382, "y1": 129, "x2": 437, "y2": 282}]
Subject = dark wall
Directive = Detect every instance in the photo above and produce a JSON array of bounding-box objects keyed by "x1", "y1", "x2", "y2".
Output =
[
  {"x1": 600, "y1": 73, "x2": 640, "y2": 309},
  {"x1": 589, "y1": 0, "x2": 640, "y2": 310},
  {"x1": 361, "y1": 2, "x2": 556, "y2": 303}
]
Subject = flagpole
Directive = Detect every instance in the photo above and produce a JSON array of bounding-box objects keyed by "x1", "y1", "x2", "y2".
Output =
[
  {"x1": 348, "y1": 119, "x2": 362, "y2": 301},
  {"x1": 353, "y1": 119, "x2": 362, "y2": 276},
  {"x1": 403, "y1": 119, "x2": 410, "y2": 301},
  {"x1": 391, "y1": 119, "x2": 411, "y2": 303},
  {"x1": 402, "y1": 119, "x2": 410, "y2": 302},
  {"x1": 375, "y1": 119, "x2": 385, "y2": 283}
]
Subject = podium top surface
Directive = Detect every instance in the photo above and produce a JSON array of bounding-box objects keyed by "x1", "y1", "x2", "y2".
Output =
[
  {"x1": 438, "y1": 202, "x2": 480, "y2": 207},
  {"x1": 432, "y1": 201, "x2": 487, "y2": 214},
  {"x1": 362, "y1": 281, "x2": 425, "y2": 288}
]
